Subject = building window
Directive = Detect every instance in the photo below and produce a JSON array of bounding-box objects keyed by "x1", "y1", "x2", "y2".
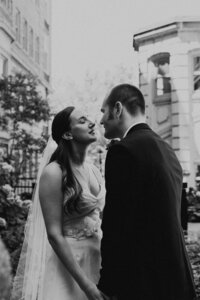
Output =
[
  {"x1": 151, "y1": 53, "x2": 171, "y2": 97},
  {"x1": 22, "y1": 19, "x2": 28, "y2": 51},
  {"x1": 1, "y1": 0, "x2": 12, "y2": 14},
  {"x1": 35, "y1": 36, "x2": 40, "y2": 64},
  {"x1": 43, "y1": 34, "x2": 49, "y2": 71},
  {"x1": 29, "y1": 28, "x2": 34, "y2": 58},
  {"x1": 0, "y1": 55, "x2": 8, "y2": 77},
  {"x1": 1, "y1": 0, "x2": 6, "y2": 6},
  {"x1": 193, "y1": 56, "x2": 200, "y2": 91},
  {"x1": 8, "y1": 0, "x2": 12, "y2": 13},
  {"x1": 15, "y1": 9, "x2": 21, "y2": 43}
]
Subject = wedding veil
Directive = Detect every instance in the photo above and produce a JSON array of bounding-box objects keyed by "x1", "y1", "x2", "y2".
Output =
[{"x1": 10, "y1": 137, "x2": 57, "y2": 300}]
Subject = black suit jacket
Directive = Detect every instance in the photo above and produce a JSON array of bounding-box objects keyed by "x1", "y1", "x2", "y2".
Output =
[{"x1": 98, "y1": 123, "x2": 196, "y2": 300}]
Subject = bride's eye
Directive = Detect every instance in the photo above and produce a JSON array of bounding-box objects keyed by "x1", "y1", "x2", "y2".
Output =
[{"x1": 79, "y1": 117, "x2": 87, "y2": 124}]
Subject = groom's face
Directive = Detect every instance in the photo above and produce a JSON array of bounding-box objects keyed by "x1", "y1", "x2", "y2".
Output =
[{"x1": 100, "y1": 100, "x2": 119, "y2": 139}]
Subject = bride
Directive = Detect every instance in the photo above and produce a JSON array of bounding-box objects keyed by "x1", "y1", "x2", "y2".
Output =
[{"x1": 10, "y1": 106, "x2": 105, "y2": 300}]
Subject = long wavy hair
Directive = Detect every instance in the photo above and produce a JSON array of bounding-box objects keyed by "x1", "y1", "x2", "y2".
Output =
[{"x1": 49, "y1": 106, "x2": 82, "y2": 214}]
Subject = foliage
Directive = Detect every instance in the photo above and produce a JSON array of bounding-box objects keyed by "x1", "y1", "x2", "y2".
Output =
[
  {"x1": 0, "y1": 73, "x2": 50, "y2": 177},
  {"x1": 0, "y1": 150, "x2": 32, "y2": 275},
  {"x1": 185, "y1": 232, "x2": 200, "y2": 298},
  {"x1": 187, "y1": 188, "x2": 200, "y2": 223},
  {"x1": 0, "y1": 73, "x2": 50, "y2": 127},
  {"x1": 0, "y1": 238, "x2": 12, "y2": 300}
]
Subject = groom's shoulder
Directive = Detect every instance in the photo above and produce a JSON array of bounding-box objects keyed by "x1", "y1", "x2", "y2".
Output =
[{"x1": 107, "y1": 139, "x2": 131, "y2": 158}]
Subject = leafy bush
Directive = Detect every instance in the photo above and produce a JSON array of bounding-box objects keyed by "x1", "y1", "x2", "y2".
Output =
[
  {"x1": 0, "y1": 238, "x2": 12, "y2": 300},
  {"x1": 185, "y1": 231, "x2": 200, "y2": 298},
  {"x1": 0, "y1": 153, "x2": 31, "y2": 275}
]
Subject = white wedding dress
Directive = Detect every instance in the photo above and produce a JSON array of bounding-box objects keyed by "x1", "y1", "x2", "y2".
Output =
[{"x1": 41, "y1": 162, "x2": 105, "y2": 300}]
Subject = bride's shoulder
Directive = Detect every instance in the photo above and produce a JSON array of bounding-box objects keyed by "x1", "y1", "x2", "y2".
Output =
[
  {"x1": 41, "y1": 161, "x2": 62, "y2": 181},
  {"x1": 39, "y1": 162, "x2": 62, "y2": 197}
]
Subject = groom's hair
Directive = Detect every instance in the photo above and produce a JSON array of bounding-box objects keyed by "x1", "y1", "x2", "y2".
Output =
[{"x1": 106, "y1": 84, "x2": 145, "y2": 116}]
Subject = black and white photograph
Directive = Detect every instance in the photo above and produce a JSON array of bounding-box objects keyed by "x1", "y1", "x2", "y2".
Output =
[{"x1": 0, "y1": 0, "x2": 200, "y2": 299}]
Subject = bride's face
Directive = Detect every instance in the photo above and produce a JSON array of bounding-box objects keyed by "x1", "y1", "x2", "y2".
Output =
[{"x1": 69, "y1": 109, "x2": 97, "y2": 144}]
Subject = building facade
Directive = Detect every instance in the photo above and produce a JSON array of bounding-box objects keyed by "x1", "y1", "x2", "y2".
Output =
[
  {"x1": 0, "y1": 0, "x2": 51, "y2": 84},
  {"x1": 0, "y1": 0, "x2": 51, "y2": 141},
  {"x1": 133, "y1": 17, "x2": 200, "y2": 187},
  {"x1": 0, "y1": 0, "x2": 51, "y2": 185}
]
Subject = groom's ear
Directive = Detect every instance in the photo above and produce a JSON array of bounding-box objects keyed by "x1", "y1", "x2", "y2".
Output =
[{"x1": 114, "y1": 101, "x2": 123, "y2": 119}]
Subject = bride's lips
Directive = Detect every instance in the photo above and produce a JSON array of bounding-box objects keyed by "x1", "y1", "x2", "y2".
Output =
[{"x1": 89, "y1": 129, "x2": 96, "y2": 135}]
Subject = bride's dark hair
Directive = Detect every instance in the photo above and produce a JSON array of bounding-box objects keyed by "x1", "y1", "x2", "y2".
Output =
[{"x1": 49, "y1": 106, "x2": 82, "y2": 214}]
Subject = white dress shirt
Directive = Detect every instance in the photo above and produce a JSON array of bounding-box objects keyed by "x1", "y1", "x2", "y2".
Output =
[{"x1": 123, "y1": 122, "x2": 145, "y2": 138}]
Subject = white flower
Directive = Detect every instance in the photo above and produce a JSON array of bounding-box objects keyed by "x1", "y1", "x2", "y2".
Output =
[
  {"x1": 22, "y1": 200, "x2": 32, "y2": 208},
  {"x1": 6, "y1": 196, "x2": 15, "y2": 204},
  {"x1": 15, "y1": 195, "x2": 20, "y2": 202},
  {"x1": 0, "y1": 218, "x2": 7, "y2": 228},
  {"x1": 1, "y1": 184, "x2": 13, "y2": 195},
  {"x1": 15, "y1": 198, "x2": 23, "y2": 207},
  {"x1": 1, "y1": 162, "x2": 14, "y2": 173}
]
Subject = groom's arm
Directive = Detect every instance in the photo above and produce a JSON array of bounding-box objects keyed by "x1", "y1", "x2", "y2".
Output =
[
  {"x1": 102, "y1": 144, "x2": 133, "y2": 261},
  {"x1": 100, "y1": 143, "x2": 135, "y2": 295},
  {"x1": 105, "y1": 144, "x2": 133, "y2": 207}
]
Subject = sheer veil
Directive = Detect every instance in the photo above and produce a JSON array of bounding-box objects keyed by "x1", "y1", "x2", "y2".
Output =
[{"x1": 10, "y1": 137, "x2": 57, "y2": 300}]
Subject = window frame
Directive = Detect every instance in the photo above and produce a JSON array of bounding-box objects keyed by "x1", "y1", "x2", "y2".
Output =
[
  {"x1": 22, "y1": 18, "x2": 28, "y2": 51},
  {"x1": 35, "y1": 36, "x2": 40, "y2": 64},
  {"x1": 29, "y1": 27, "x2": 34, "y2": 58},
  {"x1": 148, "y1": 52, "x2": 171, "y2": 105},
  {"x1": 189, "y1": 48, "x2": 200, "y2": 99},
  {"x1": 15, "y1": 8, "x2": 21, "y2": 43},
  {"x1": 0, "y1": 54, "x2": 8, "y2": 77}
]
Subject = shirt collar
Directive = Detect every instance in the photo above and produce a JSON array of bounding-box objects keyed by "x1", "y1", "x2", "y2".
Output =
[{"x1": 123, "y1": 122, "x2": 145, "y2": 138}]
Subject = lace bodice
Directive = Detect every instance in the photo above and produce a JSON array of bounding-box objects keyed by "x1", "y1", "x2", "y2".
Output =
[{"x1": 62, "y1": 162, "x2": 105, "y2": 240}]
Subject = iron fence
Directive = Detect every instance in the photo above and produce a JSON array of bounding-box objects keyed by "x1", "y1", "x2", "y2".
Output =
[{"x1": 14, "y1": 177, "x2": 36, "y2": 198}]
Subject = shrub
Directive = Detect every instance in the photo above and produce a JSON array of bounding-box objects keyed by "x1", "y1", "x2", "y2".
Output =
[
  {"x1": 0, "y1": 156, "x2": 31, "y2": 275},
  {"x1": 185, "y1": 231, "x2": 200, "y2": 298},
  {"x1": 0, "y1": 238, "x2": 12, "y2": 300}
]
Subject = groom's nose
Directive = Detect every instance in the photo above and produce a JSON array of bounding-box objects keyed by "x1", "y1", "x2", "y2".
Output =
[{"x1": 100, "y1": 116, "x2": 104, "y2": 125}]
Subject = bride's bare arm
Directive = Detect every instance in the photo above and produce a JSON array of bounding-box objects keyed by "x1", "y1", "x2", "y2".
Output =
[{"x1": 39, "y1": 162, "x2": 103, "y2": 300}]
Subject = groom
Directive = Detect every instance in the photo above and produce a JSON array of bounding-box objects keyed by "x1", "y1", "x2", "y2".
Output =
[{"x1": 98, "y1": 84, "x2": 196, "y2": 300}]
